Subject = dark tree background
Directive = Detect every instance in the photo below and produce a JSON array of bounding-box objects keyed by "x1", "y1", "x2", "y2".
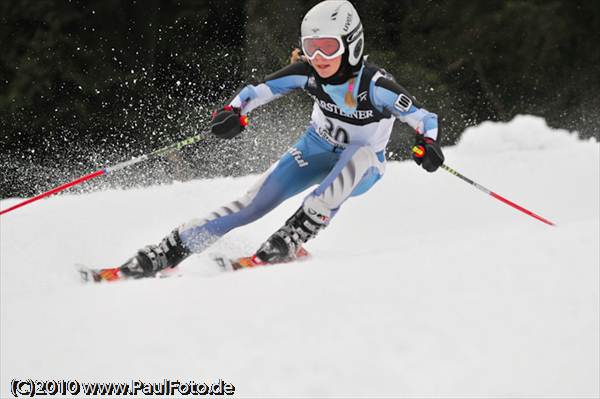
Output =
[{"x1": 1, "y1": 0, "x2": 599, "y2": 198}]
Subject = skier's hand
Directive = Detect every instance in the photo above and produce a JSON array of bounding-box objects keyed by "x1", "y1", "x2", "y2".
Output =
[
  {"x1": 211, "y1": 106, "x2": 249, "y2": 139},
  {"x1": 412, "y1": 135, "x2": 444, "y2": 172}
]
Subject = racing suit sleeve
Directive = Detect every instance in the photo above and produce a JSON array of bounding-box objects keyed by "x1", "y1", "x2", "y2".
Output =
[
  {"x1": 370, "y1": 75, "x2": 439, "y2": 141},
  {"x1": 229, "y1": 61, "x2": 311, "y2": 114}
]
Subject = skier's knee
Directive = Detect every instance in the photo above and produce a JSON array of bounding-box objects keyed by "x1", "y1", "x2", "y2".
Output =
[{"x1": 352, "y1": 144, "x2": 379, "y2": 165}]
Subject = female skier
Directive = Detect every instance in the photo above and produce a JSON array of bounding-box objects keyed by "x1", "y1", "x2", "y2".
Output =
[{"x1": 114, "y1": 0, "x2": 444, "y2": 278}]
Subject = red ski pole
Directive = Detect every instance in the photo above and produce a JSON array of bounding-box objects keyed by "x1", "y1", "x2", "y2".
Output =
[
  {"x1": 412, "y1": 146, "x2": 555, "y2": 226},
  {"x1": 1, "y1": 132, "x2": 208, "y2": 216}
]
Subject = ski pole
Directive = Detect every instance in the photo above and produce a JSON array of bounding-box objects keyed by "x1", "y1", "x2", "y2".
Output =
[
  {"x1": 0, "y1": 131, "x2": 209, "y2": 216},
  {"x1": 412, "y1": 146, "x2": 555, "y2": 226}
]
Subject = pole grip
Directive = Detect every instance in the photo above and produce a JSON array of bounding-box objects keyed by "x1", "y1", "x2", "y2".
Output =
[{"x1": 411, "y1": 145, "x2": 425, "y2": 158}]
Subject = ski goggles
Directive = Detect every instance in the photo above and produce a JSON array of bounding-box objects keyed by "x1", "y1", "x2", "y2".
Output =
[{"x1": 301, "y1": 36, "x2": 345, "y2": 60}]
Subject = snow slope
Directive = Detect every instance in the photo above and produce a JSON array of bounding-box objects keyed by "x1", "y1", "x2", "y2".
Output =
[{"x1": 1, "y1": 115, "x2": 599, "y2": 398}]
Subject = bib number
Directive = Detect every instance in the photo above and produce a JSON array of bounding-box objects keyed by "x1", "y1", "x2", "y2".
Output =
[{"x1": 322, "y1": 118, "x2": 349, "y2": 144}]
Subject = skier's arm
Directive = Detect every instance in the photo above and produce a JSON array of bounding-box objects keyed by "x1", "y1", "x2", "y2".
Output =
[
  {"x1": 228, "y1": 61, "x2": 311, "y2": 114},
  {"x1": 370, "y1": 77, "x2": 439, "y2": 141},
  {"x1": 371, "y1": 75, "x2": 444, "y2": 172}
]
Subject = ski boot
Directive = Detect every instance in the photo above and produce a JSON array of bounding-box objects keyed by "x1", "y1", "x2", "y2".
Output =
[
  {"x1": 120, "y1": 229, "x2": 191, "y2": 279},
  {"x1": 255, "y1": 204, "x2": 329, "y2": 263}
]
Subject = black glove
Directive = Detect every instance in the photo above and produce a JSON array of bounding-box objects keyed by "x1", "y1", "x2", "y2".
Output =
[
  {"x1": 211, "y1": 106, "x2": 248, "y2": 139},
  {"x1": 412, "y1": 135, "x2": 444, "y2": 172}
]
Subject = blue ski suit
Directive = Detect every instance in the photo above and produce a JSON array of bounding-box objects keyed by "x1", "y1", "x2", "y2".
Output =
[{"x1": 179, "y1": 61, "x2": 439, "y2": 252}]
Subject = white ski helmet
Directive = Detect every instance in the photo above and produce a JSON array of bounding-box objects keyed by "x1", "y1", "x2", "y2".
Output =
[{"x1": 301, "y1": 1, "x2": 364, "y2": 67}]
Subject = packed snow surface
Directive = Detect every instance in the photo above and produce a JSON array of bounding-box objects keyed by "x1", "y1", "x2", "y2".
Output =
[{"x1": 1, "y1": 115, "x2": 599, "y2": 397}]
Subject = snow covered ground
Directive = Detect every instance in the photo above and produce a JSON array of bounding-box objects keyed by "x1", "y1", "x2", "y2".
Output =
[{"x1": 1, "y1": 115, "x2": 598, "y2": 398}]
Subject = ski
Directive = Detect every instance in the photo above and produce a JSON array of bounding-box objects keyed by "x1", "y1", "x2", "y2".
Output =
[
  {"x1": 76, "y1": 246, "x2": 310, "y2": 283},
  {"x1": 76, "y1": 264, "x2": 181, "y2": 284},
  {"x1": 210, "y1": 247, "x2": 311, "y2": 272},
  {"x1": 77, "y1": 265, "x2": 120, "y2": 283}
]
